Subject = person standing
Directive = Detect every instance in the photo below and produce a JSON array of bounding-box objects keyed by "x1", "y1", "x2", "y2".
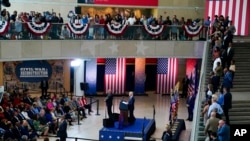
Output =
[
  {"x1": 223, "y1": 87, "x2": 232, "y2": 125},
  {"x1": 186, "y1": 92, "x2": 195, "y2": 121},
  {"x1": 105, "y1": 89, "x2": 113, "y2": 119},
  {"x1": 40, "y1": 79, "x2": 49, "y2": 99},
  {"x1": 128, "y1": 91, "x2": 135, "y2": 123},
  {"x1": 226, "y1": 42, "x2": 234, "y2": 69},
  {"x1": 57, "y1": 115, "x2": 67, "y2": 141},
  {"x1": 204, "y1": 112, "x2": 220, "y2": 141},
  {"x1": 222, "y1": 68, "x2": 233, "y2": 90},
  {"x1": 217, "y1": 120, "x2": 230, "y2": 141}
]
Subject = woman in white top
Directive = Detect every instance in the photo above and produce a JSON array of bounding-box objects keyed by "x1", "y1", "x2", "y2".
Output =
[{"x1": 229, "y1": 59, "x2": 236, "y2": 80}]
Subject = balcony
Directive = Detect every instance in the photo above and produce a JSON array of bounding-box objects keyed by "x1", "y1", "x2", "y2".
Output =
[{"x1": 0, "y1": 22, "x2": 206, "y2": 60}]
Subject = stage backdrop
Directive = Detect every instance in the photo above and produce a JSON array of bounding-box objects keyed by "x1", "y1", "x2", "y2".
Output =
[
  {"x1": 3, "y1": 60, "x2": 65, "y2": 92},
  {"x1": 186, "y1": 59, "x2": 199, "y2": 96},
  {"x1": 205, "y1": 0, "x2": 250, "y2": 36}
]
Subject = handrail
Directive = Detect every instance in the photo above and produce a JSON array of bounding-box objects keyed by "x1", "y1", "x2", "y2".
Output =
[
  {"x1": 190, "y1": 33, "x2": 210, "y2": 140},
  {"x1": 0, "y1": 22, "x2": 208, "y2": 41}
]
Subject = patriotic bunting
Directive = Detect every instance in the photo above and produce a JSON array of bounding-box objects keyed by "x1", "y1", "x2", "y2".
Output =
[
  {"x1": 25, "y1": 22, "x2": 51, "y2": 36},
  {"x1": 105, "y1": 23, "x2": 128, "y2": 36},
  {"x1": 0, "y1": 21, "x2": 9, "y2": 35},
  {"x1": 143, "y1": 24, "x2": 165, "y2": 36},
  {"x1": 67, "y1": 22, "x2": 89, "y2": 36},
  {"x1": 183, "y1": 25, "x2": 203, "y2": 37}
]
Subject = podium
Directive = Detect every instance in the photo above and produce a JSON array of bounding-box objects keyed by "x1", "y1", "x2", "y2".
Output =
[{"x1": 119, "y1": 101, "x2": 129, "y2": 126}]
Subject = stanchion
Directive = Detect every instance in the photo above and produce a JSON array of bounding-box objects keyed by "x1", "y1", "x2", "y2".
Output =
[{"x1": 95, "y1": 99, "x2": 100, "y2": 115}]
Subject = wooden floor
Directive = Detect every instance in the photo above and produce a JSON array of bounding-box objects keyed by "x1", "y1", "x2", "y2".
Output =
[{"x1": 36, "y1": 92, "x2": 192, "y2": 141}]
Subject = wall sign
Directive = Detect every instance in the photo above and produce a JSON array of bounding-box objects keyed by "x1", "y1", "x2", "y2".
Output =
[{"x1": 15, "y1": 60, "x2": 52, "y2": 82}]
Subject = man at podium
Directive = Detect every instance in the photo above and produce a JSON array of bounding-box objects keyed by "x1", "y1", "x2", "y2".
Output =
[{"x1": 119, "y1": 91, "x2": 135, "y2": 125}]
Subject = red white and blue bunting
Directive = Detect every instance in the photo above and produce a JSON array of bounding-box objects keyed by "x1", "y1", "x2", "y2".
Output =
[
  {"x1": 67, "y1": 22, "x2": 89, "y2": 36},
  {"x1": 183, "y1": 25, "x2": 203, "y2": 37},
  {"x1": 105, "y1": 23, "x2": 128, "y2": 36},
  {"x1": 25, "y1": 22, "x2": 51, "y2": 36},
  {"x1": 143, "y1": 24, "x2": 165, "y2": 36},
  {"x1": 0, "y1": 21, "x2": 10, "y2": 35}
]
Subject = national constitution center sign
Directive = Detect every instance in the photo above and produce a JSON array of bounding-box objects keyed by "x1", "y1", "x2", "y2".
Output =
[{"x1": 15, "y1": 61, "x2": 52, "y2": 82}]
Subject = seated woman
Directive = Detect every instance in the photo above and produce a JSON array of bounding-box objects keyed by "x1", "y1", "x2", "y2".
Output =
[
  {"x1": 32, "y1": 114, "x2": 49, "y2": 136},
  {"x1": 81, "y1": 95, "x2": 93, "y2": 115}
]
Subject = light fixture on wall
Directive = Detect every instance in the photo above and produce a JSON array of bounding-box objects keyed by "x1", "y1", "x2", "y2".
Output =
[{"x1": 71, "y1": 59, "x2": 82, "y2": 67}]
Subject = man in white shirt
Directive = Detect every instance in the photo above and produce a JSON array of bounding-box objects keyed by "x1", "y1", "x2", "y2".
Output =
[{"x1": 213, "y1": 57, "x2": 221, "y2": 73}]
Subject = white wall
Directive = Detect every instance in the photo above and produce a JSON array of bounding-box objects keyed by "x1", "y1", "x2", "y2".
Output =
[{"x1": 73, "y1": 59, "x2": 84, "y2": 96}]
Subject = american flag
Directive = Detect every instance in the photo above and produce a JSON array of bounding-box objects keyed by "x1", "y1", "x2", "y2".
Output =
[
  {"x1": 205, "y1": 0, "x2": 249, "y2": 36},
  {"x1": 156, "y1": 58, "x2": 178, "y2": 94},
  {"x1": 105, "y1": 58, "x2": 126, "y2": 94}
]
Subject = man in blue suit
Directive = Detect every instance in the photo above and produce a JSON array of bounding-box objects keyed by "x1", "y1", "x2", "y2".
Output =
[
  {"x1": 186, "y1": 92, "x2": 195, "y2": 121},
  {"x1": 128, "y1": 91, "x2": 135, "y2": 123},
  {"x1": 222, "y1": 68, "x2": 232, "y2": 90},
  {"x1": 217, "y1": 120, "x2": 230, "y2": 141}
]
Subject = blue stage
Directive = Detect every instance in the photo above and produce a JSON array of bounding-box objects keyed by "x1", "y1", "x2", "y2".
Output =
[{"x1": 99, "y1": 118, "x2": 156, "y2": 141}]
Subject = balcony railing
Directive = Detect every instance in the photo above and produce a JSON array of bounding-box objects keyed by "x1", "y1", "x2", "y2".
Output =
[{"x1": 0, "y1": 21, "x2": 208, "y2": 41}]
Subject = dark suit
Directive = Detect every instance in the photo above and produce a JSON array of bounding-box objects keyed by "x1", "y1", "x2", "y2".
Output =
[
  {"x1": 186, "y1": 95, "x2": 195, "y2": 121},
  {"x1": 128, "y1": 96, "x2": 135, "y2": 122},
  {"x1": 220, "y1": 49, "x2": 227, "y2": 69},
  {"x1": 226, "y1": 47, "x2": 234, "y2": 68},
  {"x1": 40, "y1": 80, "x2": 49, "y2": 98},
  {"x1": 105, "y1": 93, "x2": 113, "y2": 119},
  {"x1": 222, "y1": 31, "x2": 233, "y2": 50},
  {"x1": 12, "y1": 126, "x2": 22, "y2": 139},
  {"x1": 3, "y1": 129, "x2": 15, "y2": 140},
  {"x1": 57, "y1": 119, "x2": 67, "y2": 141},
  {"x1": 23, "y1": 97, "x2": 34, "y2": 105},
  {"x1": 223, "y1": 92, "x2": 232, "y2": 125}
]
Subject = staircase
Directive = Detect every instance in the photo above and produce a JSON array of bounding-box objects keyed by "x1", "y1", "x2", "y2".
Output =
[
  {"x1": 196, "y1": 41, "x2": 250, "y2": 141},
  {"x1": 231, "y1": 42, "x2": 250, "y2": 92}
]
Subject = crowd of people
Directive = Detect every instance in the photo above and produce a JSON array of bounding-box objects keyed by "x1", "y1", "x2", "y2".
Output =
[
  {"x1": 201, "y1": 14, "x2": 235, "y2": 141},
  {"x1": 0, "y1": 89, "x2": 93, "y2": 141},
  {"x1": 0, "y1": 8, "x2": 206, "y2": 40}
]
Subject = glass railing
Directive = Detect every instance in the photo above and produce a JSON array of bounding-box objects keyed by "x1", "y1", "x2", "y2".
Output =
[
  {"x1": 190, "y1": 41, "x2": 209, "y2": 141},
  {"x1": 0, "y1": 22, "x2": 208, "y2": 40}
]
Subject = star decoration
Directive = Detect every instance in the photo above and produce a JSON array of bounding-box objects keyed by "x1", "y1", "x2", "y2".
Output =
[
  {"x1": 117, "y1": 136, "x2": 120, "y2": 139},
  {"x1": 109, "y1": 135, "x2": 112, "y2": 139},
  {"x1": 109, "y1": 42, "x2": 118, "y2": 54},
  {"x1": 101, "y1": 135, "x2": 104, "y2": 138},
  {"x1": 81, "y1": 41, "x2": 104, "y2": 56},
  {"x1": 136, "y1": 41, "x2": 149, "y2": 55}
]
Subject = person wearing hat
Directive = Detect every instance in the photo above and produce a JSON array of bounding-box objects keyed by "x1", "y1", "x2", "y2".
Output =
[{"x1": 161, "y1": 124, "x2": 172, "y2": 141}]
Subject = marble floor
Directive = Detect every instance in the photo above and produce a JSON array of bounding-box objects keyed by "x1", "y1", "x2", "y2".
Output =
[
  {"x1": 35, "y1": 90, "x2": 249, "y2": 141},
  {"x1": 36, "y1": 92, "x2": 192, "y2": 141}
]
